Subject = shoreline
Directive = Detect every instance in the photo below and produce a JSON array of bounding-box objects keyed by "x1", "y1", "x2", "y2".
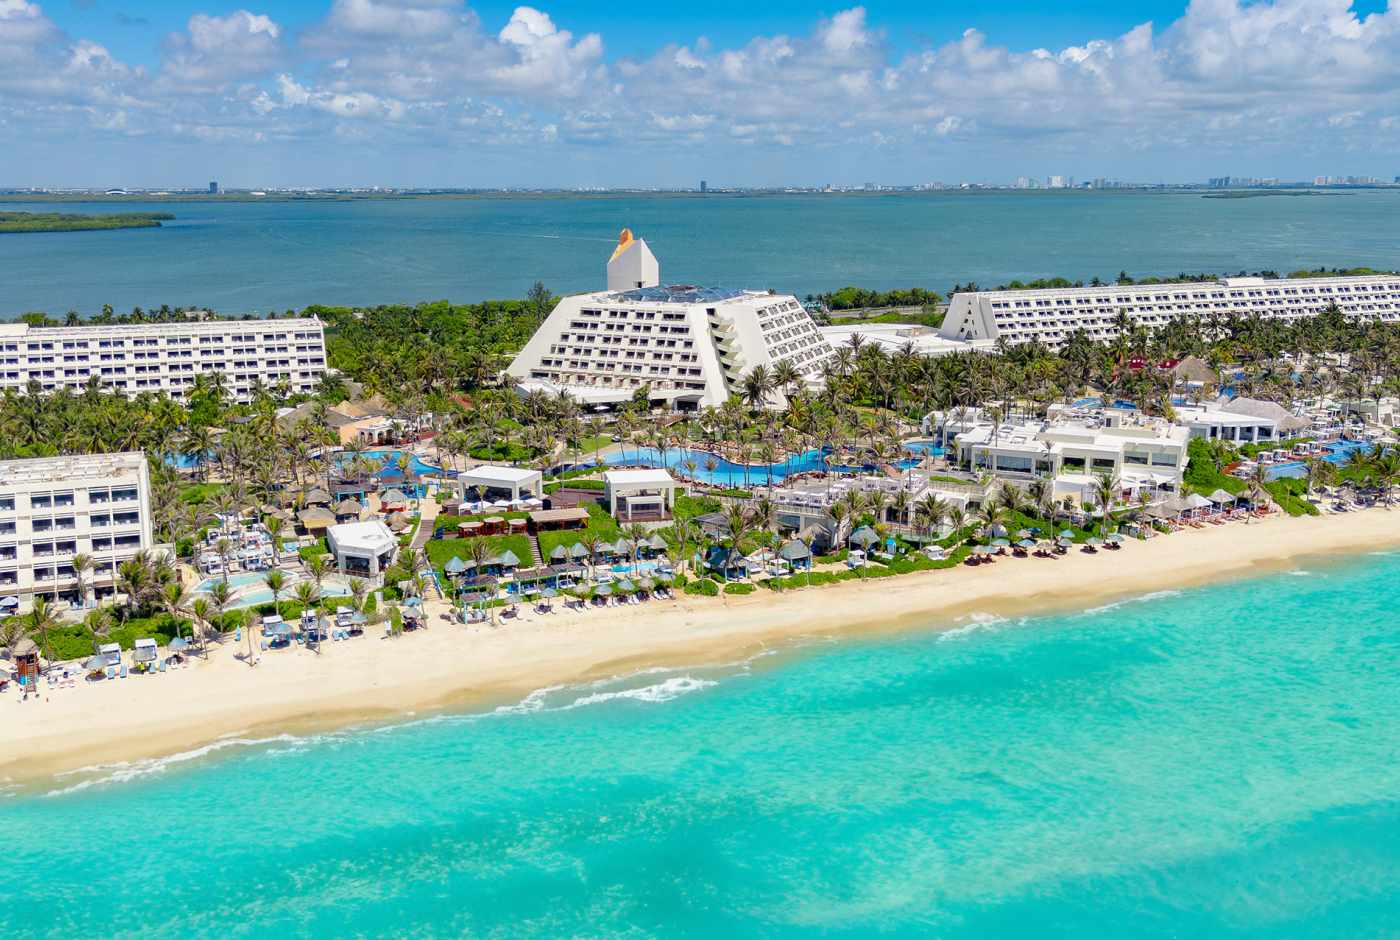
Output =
[{"x1": 4, "y1": 509, "x2": 1399, "y2": 792}]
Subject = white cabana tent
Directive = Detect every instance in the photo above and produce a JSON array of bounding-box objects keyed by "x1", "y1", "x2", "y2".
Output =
[
  {"x1": 457, "y1": 466, "x2": 544, "y2": 502},
  {"x1": 603, "y1": 469, "x2": 679, "y2": 521}
]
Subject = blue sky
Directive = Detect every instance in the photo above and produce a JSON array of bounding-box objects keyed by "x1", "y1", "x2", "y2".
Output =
[{"x1": 5, "y1": 1, "x2": 1400, "y2": 188}]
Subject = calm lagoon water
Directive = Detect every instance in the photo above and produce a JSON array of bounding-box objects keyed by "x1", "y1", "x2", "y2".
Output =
[
  {"x1": 4, "y1": 190, "x2": 1400, "y2": 316},
  {"x1": 5, "y1": 552, "x2": 1400, "y2": 937}
]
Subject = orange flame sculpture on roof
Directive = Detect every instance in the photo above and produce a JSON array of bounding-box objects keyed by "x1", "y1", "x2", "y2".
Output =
[{"x1": 609, "y1": 228, "x2": 636, "y2": 263}]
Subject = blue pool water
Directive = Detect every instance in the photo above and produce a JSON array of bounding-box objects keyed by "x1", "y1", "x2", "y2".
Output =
[
  {"x1": 352, "y1": 449, "x2": 445, "y2": 477},
  {"x1": 7, "y1": 552, "x2": 1400, "y2": 936},
  {"x1": 194, "y1": 571, "x2": 268, "y2": 592},
  {"x1": 195, "y1": 571, "x2": 352, "y2": 608},
  {"x1": 610, "y1": 560, "x2": 662, "y2": 575},
  {"x1": 603, "y1": 444, "x2": 938, "y2": 487},
  {"x1": 1265, "y1": 439, "x2": 1376, "y2": 480}
]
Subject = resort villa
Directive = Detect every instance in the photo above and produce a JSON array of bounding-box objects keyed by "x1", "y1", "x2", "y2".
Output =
[
  {"x1": 941, "y1": 413, "x2": 1191, "y2": 502},
  {"x1": 326, "y1": 520, "x2": 399, "y2": 577},
  {"x1": 1175, "y1": 398, "x2": 1309, "y2": 444},
  {"x1": 0, "y1": 452, "x2": 155, "y2": 611},
  {"x1": 506, "y1": 231, "x2": 838, "y2": 410},
  {"x1": 603, "y1": 469, "x2": 679, "y2": 522},
  {"x1": 0, "y1": 318, "x2": 327, "y2": 401},
  {"x1": 458, "y1": 466, "x2": 544, "y2": 503}
]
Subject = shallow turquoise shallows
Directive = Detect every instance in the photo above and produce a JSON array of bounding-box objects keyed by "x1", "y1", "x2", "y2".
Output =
[
  {"x1": 6, "y1": 553, "x2": 1400, "y2": 938},
  {"x1": 4, "y1": 190, "x2": 1400, "y2": 316}
]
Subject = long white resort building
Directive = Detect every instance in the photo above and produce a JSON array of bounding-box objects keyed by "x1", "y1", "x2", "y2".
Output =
[
  {"x1": 939, "y1": 274, "x2": 1400, "y2": 350},
  {"x1": 507, "y1": 231, "x2": 837, "y2": 409},
  {"x1": 0, "y1": 317, "x2": 328, "y2": 401},
  {"x1": 0, "y1": 452, "x2": 155, "y2": 610}
]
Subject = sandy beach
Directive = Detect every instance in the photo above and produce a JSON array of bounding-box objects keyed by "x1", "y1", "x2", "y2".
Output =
[{"x1": 4, "y1": 509, "x2": 1398, "y2": 789}]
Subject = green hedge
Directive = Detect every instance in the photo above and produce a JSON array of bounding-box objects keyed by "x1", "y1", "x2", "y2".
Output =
[
  {"x1": 724, "y1": 582, "x2": 756, "y2": 596},
  {"x1": 684, "y1": 578, "x2": 720, "y2": 597}
]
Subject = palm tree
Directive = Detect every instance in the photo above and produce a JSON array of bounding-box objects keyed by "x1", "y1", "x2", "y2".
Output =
[
  {"x1": 264, "y1": 570, "x2": 286, "y2": 619},
  {"x1": 190, "y1": 598, "x2": 213, "y2": 654},
  {"x1": 1092, "y1": 473, "x2": 1119, "y2": 534},
  {"x1": 160, "y1": 581, "x2": 191, "y2": 640},
  {"x1": 24, "y1": 595, "x2": 61, "y2": 661},
  {"x1": 84, "y1": 605, "x2": 113, "y2": 657},
  {"x1": 721, "y1": 503, "x2": 751, "y2": 579},
  {"x1": 70, "y1": 552, "x2": 93, "y2": 610}
]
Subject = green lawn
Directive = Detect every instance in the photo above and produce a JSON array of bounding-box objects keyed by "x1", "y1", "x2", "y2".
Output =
[
  {"x1": 424, "y1": 533, "x2": 533, "y2": 574},
  {"x1": 577, "y1": 434, "x2": 613, "y2": 454},
  {"x1": 179, "y1": 482, "x2": 227, "y2": 505},
  {"x1": 535, "y1": 501, "x2": 622, "y2": 559},
  {"x1": 298, "y1": 536, "x2": 329, "y2": 561}
]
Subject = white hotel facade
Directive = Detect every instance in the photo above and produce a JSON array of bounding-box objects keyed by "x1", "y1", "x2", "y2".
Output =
[
  {"x1": 939, "y1": 274, "x2": 1400, "y2": 350},
  {"x1": 0, "y1": 452, "x2": 155, "y2": 609},
  {"x1": 0, "y1": 317, "x2": 328, "y2": 401},
  {"x1": 507, "y1": 232, "x2": 837, "y2": 409}
]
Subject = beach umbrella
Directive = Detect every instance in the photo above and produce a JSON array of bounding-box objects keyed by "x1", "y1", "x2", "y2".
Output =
[
  {"x1": 617, "y1": 578, "x2": 636, "y2": 592},
  {"x1": 989, "y1": 523, "x2": 1009, "y2": 539},
  {"x1": 1086, "y1": 536, "x2": 1104, "y2": 546},
  {"x1": 595, "y1": 584, "x2": 613, "y2": 596},
  {"x1": 1016, "y1": 529, "x2": 1032, "y2": 540},
  {"x1": 973, "y1": 545, "x2": 990, "y2": 556},
  {"x1": 991, "y1": 538, "x2": 1011, "y2": 547},
  {"x1": 444, "y1": 556, "x2": 467, "y2": 575},
  {"x1": 1106, "y1": 533, "x2": 1125, "y2": 544},
  {"x1": 83, "y1": 655, "x2": 107, "y2": 671},
  {"x1": 168, "y1": 637, "x2": 190, "y2": 652},
  {"x1": 1058, "y1": 529, "x2": 1074, "y2": 539},
  {"x1": 541, "y1": 587, "x2": 559, "y2": 598},
  {"x1": 569, "y1": 585, "x2": 592, "y2": 600},
  {"x1": 1057, "y1": 537, "x2": 1074, "y2": 547},
  {"x1": 402, "y1": 596, "x2": 423, "y2": 607},
  {"x1": 1017, "y1": 539, "x2": 1036, "y2": 549},
  {"x1": 638, "y1": 577, "x2": 656, "y2": 591},
  {"x1": 654, "y1": 572, "x2": 674, "y2": 584}
]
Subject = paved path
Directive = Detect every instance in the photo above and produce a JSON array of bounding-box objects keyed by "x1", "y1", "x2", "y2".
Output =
[{"x1": 409, "y1": 495, "x2": 440, "y2": 552}]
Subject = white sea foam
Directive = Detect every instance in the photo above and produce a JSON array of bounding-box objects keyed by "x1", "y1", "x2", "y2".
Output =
[
  {"x1": 1083, "y1": 589, "x2": 1183, "y2": 615},
  {"x1": 564, "y1": 675, "x2": 717, "y2": 709},
  {"x1": 1286, "y1": 570, "x2": 1313, "y2": 577},
  {"x1": 44, "y1": 733, "x2": 303, "y2": 797},
  {"x1": 940, "y1": 612, "x2": 1008, "y2": 640}
]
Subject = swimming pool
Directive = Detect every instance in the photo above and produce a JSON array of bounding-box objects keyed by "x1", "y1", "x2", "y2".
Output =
[
  {"x1": 1265, "y1": 440, "x2": 1376, "y2": 480},
  {"x1": 195, "y1": 572, "x2": 354, "y2": 609},
  {"x1": 341, "y1": 450, "x2": 446, "y2": 478},
  {"x1": 195, "y1": 572, "x2": 268, "y2": 592},
  {"x1": 610, "y1": 561, "x2": 663, "y2": 575},
  {"x1": 601, "y1": 444, "x2": 939, "y2": 488}
]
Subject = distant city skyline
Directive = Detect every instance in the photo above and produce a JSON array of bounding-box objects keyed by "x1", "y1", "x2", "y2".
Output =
[{"x1": 2, "y1": 0, "x2": 1399, "y2": 188}]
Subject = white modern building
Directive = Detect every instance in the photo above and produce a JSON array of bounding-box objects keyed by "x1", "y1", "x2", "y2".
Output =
[
  {"x1": 0, "y1": 452, "x2": 154, "y2": 609},
  {"x1": 949, "y1": 414, "x2": 1190, "y2": 500},
  {"x1": 940, "y1": 274, "x2": 1400, "y2": 350},
  {"x1": 0, "y1": 317, "x2": 328, "y2": 401},
  {"x1": 507, "y1": 231, "x2": 837, "y2": 409},
  {"x1": 819, "y1": 322, "x2": 994, "y2": 358},
  {"x1": 325, "y1": 520, "x2": 398, "y2": 577}
]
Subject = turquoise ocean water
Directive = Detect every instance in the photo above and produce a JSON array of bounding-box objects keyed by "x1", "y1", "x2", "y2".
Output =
[
  {"x1": 4, "y1": 190, "x2": 1400, "y2": 316},
  {"x1": 5, "y1": 552, "x2": 1400, "y2": 938}
]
